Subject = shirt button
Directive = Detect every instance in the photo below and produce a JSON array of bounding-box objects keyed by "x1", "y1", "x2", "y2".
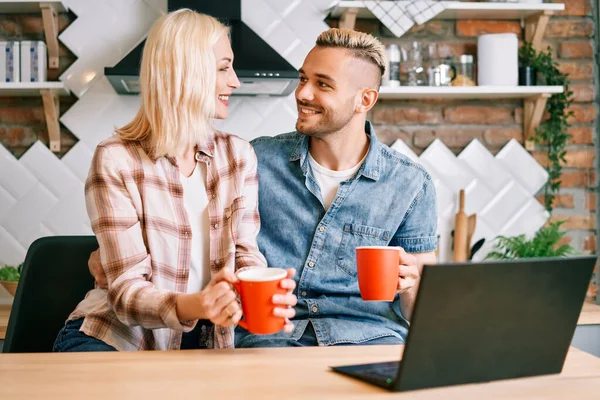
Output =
[
  {"x1": 215, "y1": 260, "x2": 219, "y2": 265},
  {"x1": 213, "y1": 224, "x2": 218, "y2": 229},
  {"x1": 212, "y1": 194, "x2": 216, "y2": 199},
  {"x1": 301, "y1": 291, "x2": 307, "y2": 296},
  {"x1": 221, "y1": 328, "x2": 226, "y2": 335},
  {"x1": 184, "y1": 232, "x2": 189, "y2": 238},
  {"x1": 308, "y1": 262, "x2": 314, "y2": 268},
  {"x1": 312, "y1": 305, "x2": 318, "y2": 313},
  {"x1": 319, "y1": 226, "x2": 325, "y2": 232}
]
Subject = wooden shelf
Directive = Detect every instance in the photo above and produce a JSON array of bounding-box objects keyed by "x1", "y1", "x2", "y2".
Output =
[
  {"x1": 330, "y1": 1, "x2": 564, "y2": 20},
  {"x1": 378, "y1": 85, "x2": 563, "y2": 151},
  {"x1": 0, "y1": 82, "x2": 68, "y2": 96},
  {"x1": 331, "y1": 1, "x2": 563, "y2": 51},
  {"x1": 0, "y1": 82, "x2": 69, "y2": 153},
  {"x1": 0, "y1": 0, "x2": 66, "y2": 13},
  {"x1": 0, "y1": 1, "x2": 68, "y2": 69},
  {"x1": 378, "y1": 85, "x2": 563, "y2": 100}
]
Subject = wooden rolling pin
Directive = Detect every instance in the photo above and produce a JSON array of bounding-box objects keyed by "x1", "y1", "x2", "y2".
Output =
[{"x1": 453, "y1": 189, "x2": 468, "y2": 262}]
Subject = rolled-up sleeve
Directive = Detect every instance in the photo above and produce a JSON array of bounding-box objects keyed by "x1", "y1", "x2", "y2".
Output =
[{"x1": 85, "y1": 145, "x2": 193, "y2": 331}]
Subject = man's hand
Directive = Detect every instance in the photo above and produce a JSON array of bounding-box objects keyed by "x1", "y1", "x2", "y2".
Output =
[
  {"x1": 89, "y1": 250, "x2": 108, "y2": 289},
  {"x1": 273, "y1": 268, "x2": 298, "y2": 333},
  {"x1": 397, "y1": 247, "x2": 420, "y2": 293}
]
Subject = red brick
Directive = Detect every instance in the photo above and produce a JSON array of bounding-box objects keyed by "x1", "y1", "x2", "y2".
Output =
[
  {"x1": 570, "y1": 84, "x2": 595, "y2": 103},
  {"x1": 372, "y1": 106, "x2": 443, "y2": 125},
  {"x1": 557, "y1": 61, "x2": 594, "y2": 80},
  {"x1": 414, "y1": 128, "x2": 483, "y2": 149},
  {"x1": 560, "y1": 170, "x2": 596, "y2": 188},
  {"x1": 537, "y1": 194, "x2": 575, "y2": 209},
  {"x1": 435, "y1": 42, "x2": 478, "y2": 59},
  {"x1": 0, "y1": 127, "x2": 37, "y2": 148},
  {"x1": 456, "y1": 20, "x2": 521, "y2": 37},
  {"x1": 483, "y1": 128, "x2": 522, "y2": 147},
  {"x1": 557, "y1": 0, "x2": 593, "y2": 16},
  {"x1": 559, "y1": 41, "x2": 593, "y2": 58},
  {"x1": 563, "y1": 149, "x2": 596, "y2": 168},
  {"x1": 413, "y1": 130, "x2": 436, "y2": 149},
  {"x1": 405, "y1": 20, "x2": 453, "y2": 37},
  {"x1": 0, "y1": 107, "x2": 45, "y2": 123},
  {"x1": 545, "y1": 20, "x2": 594, "y2": 38},
  {"x1": 567, "y1": 104, "x2": 596, "y2": 124},
  {"x1": 374, "y1": 126, "x2": 411, "y2": 146},
  {"x1": 586, "y1": 192, "x2": 596, "y2": 211},
  {"x1": 531, "y1": 151, "x2": 594, "y2": 168},
  {"x1": 532, "y1": 151, "x2": 549, "y2": 167},
  {"x1": 514, "y1": 108, "x2": 523, "y2": 125},
  {"x1": 444, "y1": 106, "x2": 513, "y2": 124},
  {"x1": 549, "y1": 214, "x2": 595, "y2": 230},
  {"x1": 584, "y1": 235, "x2": 596, "y2": 252},
  {"x1": 568, "y1": 127, "x2": 594, "y2": 145},
  {"x1": 557, "y1": 236, "x2": 573, "y2": 247}
]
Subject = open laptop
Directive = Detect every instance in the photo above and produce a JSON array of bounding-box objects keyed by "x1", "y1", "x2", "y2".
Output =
[{"x1": 331, "y1": 256, "x2": 597, "y2": 392}]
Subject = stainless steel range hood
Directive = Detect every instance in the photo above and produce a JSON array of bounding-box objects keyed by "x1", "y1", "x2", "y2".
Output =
[{"x1": 105, "y1": 0, "x2": 299, "y2": 96}]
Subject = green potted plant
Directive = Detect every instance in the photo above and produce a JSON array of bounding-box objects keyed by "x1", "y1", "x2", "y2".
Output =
[
  {"x1": 0, "y1": 263, "x2": 22, "y2": 296},
  {"x1": 485, "y1": 222, "x2": 575, "y2": 260}
]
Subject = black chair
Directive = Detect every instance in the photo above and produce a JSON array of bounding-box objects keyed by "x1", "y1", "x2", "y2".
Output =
[{"x1": 3, "y1": 236, "x2": 98, "y2": 353}]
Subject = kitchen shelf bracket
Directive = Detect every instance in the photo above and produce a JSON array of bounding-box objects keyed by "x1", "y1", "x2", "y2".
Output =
[
  {"x1": 40, "y1": 89, "x2": 60, "y2": 152},
  {"x1": 40, "y1": 2, "x2": 60, "y2": 69},
  {"x1": 524, "y1": 93, "x2": 550, "y2": 151},
  {"x1": 524, "y1": 11, "x2": 553, "y2": 52},
  {"x1": 339, "y1": 7, "x2": 359, "y2": 30}
]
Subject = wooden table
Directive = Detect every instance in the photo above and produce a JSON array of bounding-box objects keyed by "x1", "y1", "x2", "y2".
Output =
[
  {"x1": 1, "y1": 345, "x2": 599, "y2": 399},
  {"x1": 0, "y1": 305, "x2": 10, "y2": 340},
  {"x1": 578, "y1": 302, "x2": 600, "y2": 325},
  {"x1": 0, "y1": 302, "x2": 598, "y2": 340}
]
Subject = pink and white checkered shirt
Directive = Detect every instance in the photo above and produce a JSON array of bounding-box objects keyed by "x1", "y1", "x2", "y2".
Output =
[{"x1": 69, "y1": 131, "x2": 267, "y2": 351}]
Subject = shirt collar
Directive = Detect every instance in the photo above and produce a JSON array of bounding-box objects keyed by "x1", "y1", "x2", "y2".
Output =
[
  {"x1": 288, "y1": 120, "x2": 381, "y2": 181},
  {"x1": 145, "y1": 133, "x2": 216, "y2": 165}
]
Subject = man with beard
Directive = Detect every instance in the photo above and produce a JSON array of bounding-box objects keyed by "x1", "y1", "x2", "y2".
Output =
[{"x1": 236, "y1": 28, "x2": 438, "y2": 348}]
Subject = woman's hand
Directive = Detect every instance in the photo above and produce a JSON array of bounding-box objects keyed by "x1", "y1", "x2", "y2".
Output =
[
  {"x1": 273, "y1": 268, "x2": 298, "y2": 333},
  {"x1": 176, "y1": 269, "x2": 241, "y2": 327}
]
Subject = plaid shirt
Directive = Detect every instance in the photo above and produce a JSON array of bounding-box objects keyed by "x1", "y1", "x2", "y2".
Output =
[{"x1": 69, "y1": 131, "x2": 267, "y2": 351}]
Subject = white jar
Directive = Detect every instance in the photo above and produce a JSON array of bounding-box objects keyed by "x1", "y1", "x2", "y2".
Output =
[{"x1": 477, "y1": 33, "x2": 518, "y2": 86}]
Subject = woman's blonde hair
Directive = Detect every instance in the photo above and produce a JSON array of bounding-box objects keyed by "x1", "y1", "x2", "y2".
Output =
[{"x1": 117, "y1": 9, "x2": 230, "y2": 158}]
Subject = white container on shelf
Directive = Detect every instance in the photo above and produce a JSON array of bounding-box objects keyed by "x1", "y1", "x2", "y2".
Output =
[
  {"x1": 477, "y1": 33, "x2": 518, "y2": 86},
  {"x1": 0, "y1": 41, "x2": 20, "y2": 82},
  {"x1": 20, "y1": 40, "x2": 47, "y2": 82}
]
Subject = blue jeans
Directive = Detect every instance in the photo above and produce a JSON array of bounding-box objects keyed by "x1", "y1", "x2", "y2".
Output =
[
  {"x1": 235, "y1": 321, "x2": 402, "y2": 348},
  {"x1": 53, "y1": 318, "x2": 116, "y2": 352},
  {"x1": 53, "y1": 318, "x2": 213, "y2": 352}
]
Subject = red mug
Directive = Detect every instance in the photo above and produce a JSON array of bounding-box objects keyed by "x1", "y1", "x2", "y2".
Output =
[
  {"x1": 233, "y1": 267, "x2": 287, "y2": 334},
  {"x1": 356, "y1": 246, "x2": 399, "y2": 301}
]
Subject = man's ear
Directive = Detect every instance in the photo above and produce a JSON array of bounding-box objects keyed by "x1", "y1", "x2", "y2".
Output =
[{"x1": 355, "y1": 88, "x2": 379, "y2": 113}]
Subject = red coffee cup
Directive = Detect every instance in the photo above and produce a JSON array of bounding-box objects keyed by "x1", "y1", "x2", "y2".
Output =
[
  {"x1": 356, "y1": 246, "x2": 399, "y2": 301},
  {"x1": 233, "y1": 267, "x2": 287, "y2": 334}
]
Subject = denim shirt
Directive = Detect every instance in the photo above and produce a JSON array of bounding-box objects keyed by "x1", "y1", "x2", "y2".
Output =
[{"x1": 251, "y1": 121, "x2": 438, "y2": 345}]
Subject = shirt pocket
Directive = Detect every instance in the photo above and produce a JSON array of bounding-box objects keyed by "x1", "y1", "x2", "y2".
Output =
[
  {"x1": 336, "y1": 223, "x2": 391, "y2": 277},
  {"x1": 223, "y1": 196, "x2": 246, "y2": 244}
]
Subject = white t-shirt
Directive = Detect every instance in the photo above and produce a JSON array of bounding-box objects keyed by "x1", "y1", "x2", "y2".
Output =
[
  {"x1": 308, "y1": 152, "x2": 367, "y2": 211},
  {"x1": 180, "y1": 162, "x2": 211, "y2": 293}
]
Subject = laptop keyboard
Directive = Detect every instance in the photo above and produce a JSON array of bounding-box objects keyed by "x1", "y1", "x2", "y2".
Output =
[{"x1": 356, "y1": 361, "x2": 400, "y2": 382}]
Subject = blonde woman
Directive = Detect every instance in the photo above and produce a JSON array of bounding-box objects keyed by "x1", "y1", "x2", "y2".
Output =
[{"x1": 53, "y1": 9, "x2": 297, "y2": 352}]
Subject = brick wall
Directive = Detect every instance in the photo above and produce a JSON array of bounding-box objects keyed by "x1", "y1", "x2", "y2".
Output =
[
  {"x1": 0, "y1": 11, "x2": 76, "y2": 158},
  {"x1": 331, "y1": 0, "x2": 598, "y2": 300}
]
